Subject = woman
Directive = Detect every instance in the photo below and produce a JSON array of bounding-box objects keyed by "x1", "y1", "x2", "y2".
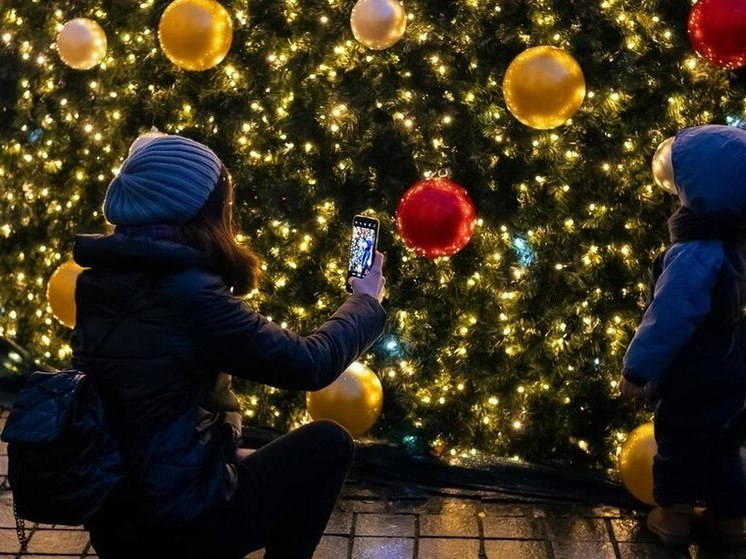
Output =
[{"x1": 72, "y1": 134, "x2": 386, "y2": 558}]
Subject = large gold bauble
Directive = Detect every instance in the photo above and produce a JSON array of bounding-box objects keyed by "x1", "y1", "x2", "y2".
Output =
[
  {"x1": 503, "y1": 46, "x2": 586, "y2": 130},
  {"x1": 47, "y1": 261, "x2": 85, "y2": 329},
  {"x1": 159, "y1": 0, "x2": 233, "y2": 71},
  {"x1": 307, "y1": 362, "x2": 384, "y2": 437},
  {"x1": 652, "y1": 137, "x2": 677, "y2": 195},
  {"x1": 350, "y1": 0, "x2": 407, "y2": 50},
  {"x1": 57, "y1": 18, "x2": 108, "y2": 70},
  {"x1": 618, "y1": 422, "x2": 658, "y2": 506}
]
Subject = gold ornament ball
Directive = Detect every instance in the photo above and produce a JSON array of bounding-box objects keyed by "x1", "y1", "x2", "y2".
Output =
[
  {"x1": 351, "y1": 0, "x2": 407, "y2": 50},
  {"x1": 56, "y1": 18, "x2": 108, "y2": 70},
  {"x1": 47, "y1": 261, "x2": 85, "y2": 329},
  {"x1": 307, "y1": 362, "x2": 384, "y2": 437},
  {"x1": 652, "y1": 137, "x2": 677, "y2": 195},
  {"x1": 503, "y1": 46, "x2": 586, "y2": 130},
  {"x1": 159, "y1": 0, "x2": 233, "y2": 71},
  {"x1": 618, "y1": 422, "x2": 658, "y2": 506},
  {"x1": 128, "y1": 128, "x2": 169, "y2": 156}
]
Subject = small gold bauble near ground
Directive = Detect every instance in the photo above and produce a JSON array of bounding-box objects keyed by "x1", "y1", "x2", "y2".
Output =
[
  {"x1": 47, "y1": 261, "x2": 85, "y2": 329},
  {"x1": 307, "y1": 361, "x2": 384, "y2": 437},
  {"x1": 618, "y1": 422, "x2": 658, "y2": 506}
]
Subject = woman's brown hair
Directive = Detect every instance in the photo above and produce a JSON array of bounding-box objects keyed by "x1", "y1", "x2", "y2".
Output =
[{"x1": 174, "y1": 167, "x2": 260, "y2": 296}]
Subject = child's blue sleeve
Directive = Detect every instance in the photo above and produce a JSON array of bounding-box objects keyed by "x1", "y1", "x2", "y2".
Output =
[{"x1": 622, "y1": 240, "x2": 725, "y2": 385}]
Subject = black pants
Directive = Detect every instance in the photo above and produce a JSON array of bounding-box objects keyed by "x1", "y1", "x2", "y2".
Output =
[
  {"x1": 86, "y1": 420, "x2": 354, "y2": 558},
  {"x1": 653, "y1": 355, "x2": 746, "y2": 515}
]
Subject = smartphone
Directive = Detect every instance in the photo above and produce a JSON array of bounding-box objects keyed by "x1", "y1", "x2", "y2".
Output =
[{"x1": 347, "y1": 215, "x2": 380, "y2": 292}]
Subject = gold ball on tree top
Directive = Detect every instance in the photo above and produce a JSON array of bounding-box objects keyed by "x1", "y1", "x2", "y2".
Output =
[
  {"x1": 350, "y1": 0, "x2": 407, "y2": 50},
  {"x1": 158, "y1": 0, "x2": 233, "y2": 71},
  {"x1": 56, "y1": 18, "x2": 107, "y2": 70},
  {"x1": 503, "y1": 46, "x2": 586, "y2": 130}
]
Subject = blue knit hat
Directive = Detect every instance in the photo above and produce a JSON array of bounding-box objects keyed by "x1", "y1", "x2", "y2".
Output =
[{"x1": 104, "y1": 135, "x2": 223, "y2": 226}]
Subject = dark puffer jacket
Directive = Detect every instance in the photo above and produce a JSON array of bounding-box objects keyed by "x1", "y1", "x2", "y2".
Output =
[{"x1": 71, "y1": 232, "x2": 386, "y2": 521}]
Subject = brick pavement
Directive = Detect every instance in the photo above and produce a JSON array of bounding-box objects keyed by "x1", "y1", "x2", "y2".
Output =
[{"x1": 1, "y1": 409, "x2": 743, "y2": 559}]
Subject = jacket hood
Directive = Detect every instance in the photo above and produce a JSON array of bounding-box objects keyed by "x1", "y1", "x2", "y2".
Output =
[
  {"x1": 672, "y1": 124, "x2": 746, "y2": 213},
  {"x1": 73, "y1": 233, "x2": 214, "y2": 272}
]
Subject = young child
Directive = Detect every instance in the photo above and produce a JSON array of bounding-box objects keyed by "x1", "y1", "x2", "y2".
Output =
[{"x1": 621, "y1": 124, "x2": 746, "y2": 546}]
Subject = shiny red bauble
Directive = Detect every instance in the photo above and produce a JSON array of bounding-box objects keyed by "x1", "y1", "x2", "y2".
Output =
[
  {"x1": 395, "y1": 178, "x2": 477, "y2": 259},
  {"x1": 688, "y1": 0, "x2": 746, "y2": 69}
]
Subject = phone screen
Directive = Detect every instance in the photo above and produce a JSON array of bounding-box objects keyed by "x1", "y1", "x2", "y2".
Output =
[{"x1": 348, "y1": 216, "x2": 379, "y2": 282}]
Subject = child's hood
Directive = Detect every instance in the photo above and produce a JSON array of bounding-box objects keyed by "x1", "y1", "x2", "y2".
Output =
[{"x1": 672, "y1": 124, "x2": 746, "y2": 213}]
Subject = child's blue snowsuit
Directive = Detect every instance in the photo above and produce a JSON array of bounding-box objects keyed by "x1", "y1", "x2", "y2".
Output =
[{"x1": 623, "y1": 125, "x2": 746, "y2": 514}]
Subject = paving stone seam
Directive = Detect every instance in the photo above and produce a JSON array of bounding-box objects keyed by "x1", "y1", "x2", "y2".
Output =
[
  {"x1": 347, "y1": 513, "x2": 356, "y2": 559},
  {"x1": 539, "y1": 517, "x2": 555, "y2": 559},
  {"x1": 604, "y1": 517, "x2": 623, "y2": 559},
  {"x1": 18, "y1": 520, "x2": 38, "y2": 558},
  {"x1": 479, "y1": 536, "x2": 544, "y2": 541},
  {"x1": 81, "y1": 538, "x2": 93, "y2": 558},
  {"x1": 412, "y1": 514, "x2": 419, "y2": 559},
  {"x1": 349, "y1": 535, "x2": 417, "y2": 540},
  {"x1": 323, "y1": 530, "x2": 351, "y2": 537},
  {"x1": 476, "y1": 512, "x2": 487, "y2": 559},
  {"x1": 418, "y1": 537, "x2": 482, "y2": 540}
]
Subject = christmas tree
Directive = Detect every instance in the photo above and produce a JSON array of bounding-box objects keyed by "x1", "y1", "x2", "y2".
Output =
[{"x1": 1, "y1": 0, "x2": 745, "y2": 468}]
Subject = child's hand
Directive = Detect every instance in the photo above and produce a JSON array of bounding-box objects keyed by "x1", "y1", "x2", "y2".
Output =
[{"x1": 618, "y1": 375, "x2": 646, "y2": 399}]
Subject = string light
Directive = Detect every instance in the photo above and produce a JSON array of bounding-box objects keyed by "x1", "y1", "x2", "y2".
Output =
[{"x1": 1, "y1": 0, "x2": 743, "y2": 467}]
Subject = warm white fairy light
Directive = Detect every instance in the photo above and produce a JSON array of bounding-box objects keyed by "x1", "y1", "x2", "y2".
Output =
[{"x1": 0, "y1": 0, "x2": 743, "y2": 464}]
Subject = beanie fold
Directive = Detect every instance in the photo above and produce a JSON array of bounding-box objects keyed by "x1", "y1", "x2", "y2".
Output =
[{"x1": 104, "y1": 135, "x2": 223, "y2": 226}]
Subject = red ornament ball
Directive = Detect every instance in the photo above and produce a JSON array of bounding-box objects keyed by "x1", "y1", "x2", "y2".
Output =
[
  {"x1": 688, "y1": 0, "x2": 746, "y2": 69},
  {"x1": 395, "y1": 178, "x2": 477, "y2": 259}
]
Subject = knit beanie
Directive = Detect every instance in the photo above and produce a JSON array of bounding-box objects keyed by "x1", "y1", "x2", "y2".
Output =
[{"x1": 103, "y1": 135, "x2": 223, "y2": 226}]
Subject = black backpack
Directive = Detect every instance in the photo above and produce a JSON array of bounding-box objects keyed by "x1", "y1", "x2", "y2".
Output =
[
  {"x1": 0, "y1": 287, "x2": 143, "y2": 549},
  {"x1": 1, "y1": 281, "x2": 238, "y2": 551},
  {"x1": 2, "y1": 371, "x2": 125, "y2": 534}
]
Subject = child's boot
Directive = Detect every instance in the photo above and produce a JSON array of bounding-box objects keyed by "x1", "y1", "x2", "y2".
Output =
[{"x1": 646, "y1": 504, "x2": 692, "y2": 546}]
